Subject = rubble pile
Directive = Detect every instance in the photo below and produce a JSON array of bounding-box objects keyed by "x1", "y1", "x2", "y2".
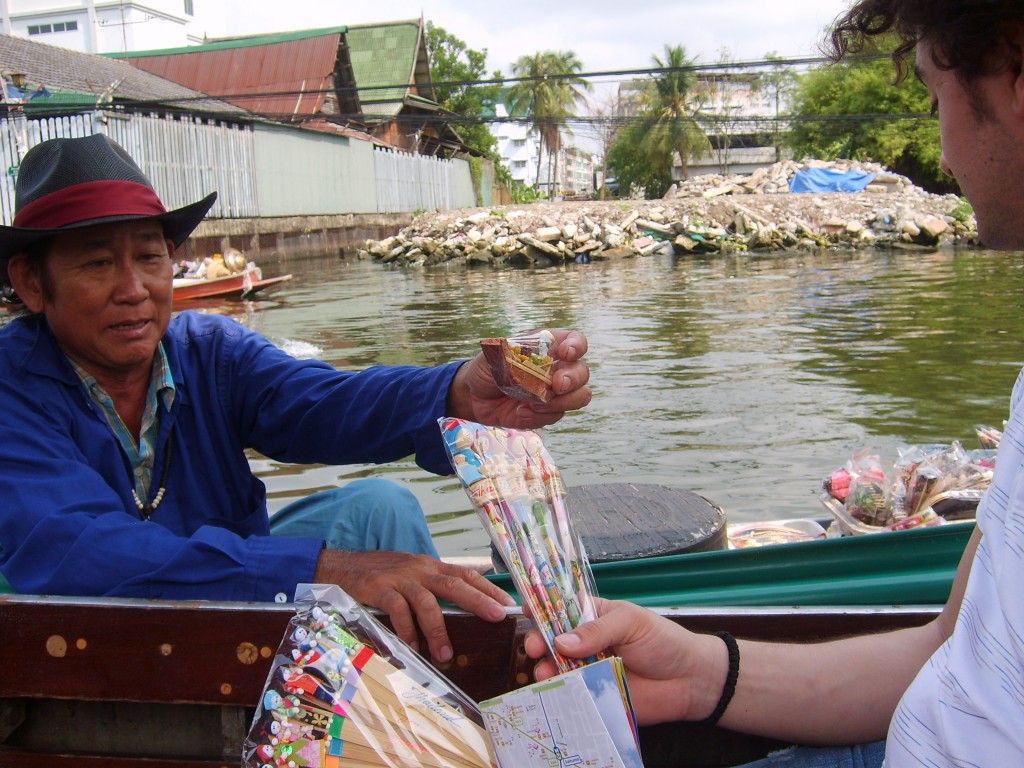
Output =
[
  {"x1": 360, "y1": 160, "x2": 977, "y2": 268},
  {"x1": 663, "y1": 157, "x2": 916, "y2": 198}
]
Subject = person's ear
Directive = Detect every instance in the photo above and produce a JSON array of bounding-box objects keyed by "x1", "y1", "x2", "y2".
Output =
[{"x1": 7, "y1": 253, "x2": 44, "y2": 313}]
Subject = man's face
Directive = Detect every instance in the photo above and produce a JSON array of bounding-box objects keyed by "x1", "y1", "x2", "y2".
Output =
[
  {"x1": 916, "y1": 38, "x2": 1024, "y2": 249},
  {"x1": 13, "y1": 219, "x2": 175, "y2": 385}
]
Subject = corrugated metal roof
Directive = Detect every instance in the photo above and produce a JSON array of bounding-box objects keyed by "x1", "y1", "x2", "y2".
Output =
[
  {"x1": 104, "y1": 19, "x2": 450, "y2": 148},
  {"x1": 114, "y1": 34, "x2": 343, "y2": 119},
  {"x1": 0, "y1": 33, "x2": 244, "y2": 116}
]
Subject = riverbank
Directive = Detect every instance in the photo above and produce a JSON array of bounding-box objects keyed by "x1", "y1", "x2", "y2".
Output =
[{"x1": 360, "y1": 160, "x2": 977, "y2": 267}]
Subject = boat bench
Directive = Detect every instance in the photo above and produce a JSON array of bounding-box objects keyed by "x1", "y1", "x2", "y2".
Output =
[{"x1": 0, "y1": 594, "x2": 937, "y2": 767}]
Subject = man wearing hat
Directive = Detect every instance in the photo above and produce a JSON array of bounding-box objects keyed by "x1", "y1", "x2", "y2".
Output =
[{"x1": 0, "y1": 134, "x2": 593, "y2": 662}]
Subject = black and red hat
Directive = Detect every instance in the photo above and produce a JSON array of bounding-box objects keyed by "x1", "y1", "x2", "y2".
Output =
[{"x1": 0, "y1": 134, "x2": 217, "y2": 263}]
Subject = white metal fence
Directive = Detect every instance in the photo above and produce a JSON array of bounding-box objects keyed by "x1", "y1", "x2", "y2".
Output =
[
  {"x1": 0, "y1": 111, "x2": 258, "y2": 224},
  {"x1": 374, "y1": 147, "x2": 473, "y2": 213},
  {"x1": 0, "y1": 111, "x2": 477, "y2": 224}
]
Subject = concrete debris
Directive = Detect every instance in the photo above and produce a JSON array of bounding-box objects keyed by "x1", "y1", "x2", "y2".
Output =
[{"x1": 359, "y1": 159, "x2": 977, "y2": 267}]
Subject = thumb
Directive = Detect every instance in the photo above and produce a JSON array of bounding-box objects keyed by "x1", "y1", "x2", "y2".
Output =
[{"x1": 553, "y1": 620, "x2": 608, "y2": 658}]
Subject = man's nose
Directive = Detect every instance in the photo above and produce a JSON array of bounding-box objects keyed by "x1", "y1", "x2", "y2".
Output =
[
  {"x1": 112, "y1": 261, "x2": 149, "y2": 301},
  {"x1": 939, "y1": 153, "x2": 954, "y2": 178}
]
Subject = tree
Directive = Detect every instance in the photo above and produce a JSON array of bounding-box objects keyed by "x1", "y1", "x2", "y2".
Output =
[
  {"x1": 425, "y1": 22, "x2": 503, "y2": 158},
  {"x1": 505, "y1": 50, "x2": 591, "y2": 195},
  {"x1": 785, "y1": 41, "x2": 950, "y2": 192},
  {"x1": 643, "y1": 45, "x2": 711, "y2": 182},
  {"x1": 605, "y1": 44, "x2": 710, "y2": 198},
  {"x1": 757, "y1": 52, "x2": 798, "y2": 162}
]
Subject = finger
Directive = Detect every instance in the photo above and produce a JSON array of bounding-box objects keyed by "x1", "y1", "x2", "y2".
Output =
[
  {"x1": 426, "y1": 567, "x2": 512, "y2": 622},
  {"x1": 532, "y1": 657, "x2": 559, "y2": 682},
  {"x1": 550, "y1": 329, "x2": 588, "y2": 361},
  {"x1": 403, "y1": 583, "x2": 454, "y2": 663},
  {"x1": 546, "y1": 358, "x2": 590, "y2": 395},
  {"x1": 376, "y1": 588, "x2": 421, "y2": 654},
  {"x1": 523, "y1": 628, "x2": 549, "y2": 659},
  {"x1": 553, "y1": 613, "x2": 617, "y2": 658}
]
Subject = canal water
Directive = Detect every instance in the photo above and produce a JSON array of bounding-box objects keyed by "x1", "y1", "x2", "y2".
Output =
[{"x1": 217, "y1": 246, "x2": 1023, "y2": 559}]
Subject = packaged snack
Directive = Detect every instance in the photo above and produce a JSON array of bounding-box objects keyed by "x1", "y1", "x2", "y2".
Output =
[
  {"x1": 479, "y1": 331, "x2": 556, "y2": 403},
  {"x1": 243, "y1": 583, "x2": 496, "y2": 768}
]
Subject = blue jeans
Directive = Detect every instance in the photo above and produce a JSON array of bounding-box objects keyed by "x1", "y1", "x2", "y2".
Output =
[
  {"x1": 269, "y1": 478, "x2": 439, "y2": 557},
  {"x1": 736, "y1": 741, "x2": 886, "y2": 768}
]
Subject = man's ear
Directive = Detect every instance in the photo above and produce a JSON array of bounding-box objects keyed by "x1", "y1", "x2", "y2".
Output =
[{"x1": 7, "y1": 253, "x2": 45, "y2": 313}]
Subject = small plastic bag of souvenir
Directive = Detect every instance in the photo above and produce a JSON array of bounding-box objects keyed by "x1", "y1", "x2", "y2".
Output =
[
  {"x1": 479, "y1": 331, "x2": 556, "y2": 403},
  {"x1": 821, "y1": 451, "x2": 893, "y2": 528},
  {"x1": 976, "y1": 424, "x2": 1003, "y2": 450},
  {"x1": 439, "y1": 417, "x2": 601, "y2": 674},
  {"x1": 242, "y1": 583, "x2": 497, "y2": 768}
]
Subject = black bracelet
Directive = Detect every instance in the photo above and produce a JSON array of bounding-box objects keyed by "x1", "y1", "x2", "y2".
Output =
[{"x1": 696, "y1": 631, "x2": 740, "y2": 727}]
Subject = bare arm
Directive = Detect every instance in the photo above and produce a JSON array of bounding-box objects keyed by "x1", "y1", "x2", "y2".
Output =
[
  {"x1": 724, "y1": 526, "x2": 978, "y2": 742},
  {"x1": 529, "y1": 527, "x2": 981, "y2": 744}
]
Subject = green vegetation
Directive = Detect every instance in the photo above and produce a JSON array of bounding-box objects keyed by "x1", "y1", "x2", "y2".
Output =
[
  {"x1": 606, "y1": 44, "x2": 711, "y2": 199},
  {"x1": 505, "y1": 50, "x2": 592, "y2": 195},
  {"x1": 786, "y1": 40, "x2": 953, "y2": 193},
  {"x1": 425, "y1": 22, "x2": 503, "y2": 158},
  {"x1": 949, "y1": 198, "x2": 974, "y2": 223}
]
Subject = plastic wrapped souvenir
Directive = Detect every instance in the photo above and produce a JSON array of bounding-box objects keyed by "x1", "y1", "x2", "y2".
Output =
[
  {"x1": 821, "y1": 434, "x2": 996, "y2": 535},
  {"x1": 440, "y1": 417, "x2": 601, "y2": 674},
  {"x1": 243, "y1": 583, "x2": 496, "y2": 768},
  {"x1": 479, "y1": 331, "x2": 556, "y2": 404}
]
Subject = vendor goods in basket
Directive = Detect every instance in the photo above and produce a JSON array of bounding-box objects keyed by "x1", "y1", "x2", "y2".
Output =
[{"x1": 821, "y1": 426, "x2": 1000, "y2": 535}]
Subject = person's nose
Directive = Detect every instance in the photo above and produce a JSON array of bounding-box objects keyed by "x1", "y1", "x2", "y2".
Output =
[
  {"x1": 112, "y1": 259, "x2": 149, "y2": 302},
  {"x1": 940, "y1": 152, "x2": 954, "y2": 178}
]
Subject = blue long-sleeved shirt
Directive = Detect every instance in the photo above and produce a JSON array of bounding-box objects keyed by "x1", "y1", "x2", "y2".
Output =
[{"x1": 0, "y1": 311, "x2": 461, "y2": 601}]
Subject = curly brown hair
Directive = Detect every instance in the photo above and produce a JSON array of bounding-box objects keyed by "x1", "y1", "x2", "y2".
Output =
[{"x1": 827, "y1": 0, "x2": 1024, "y2": 84}]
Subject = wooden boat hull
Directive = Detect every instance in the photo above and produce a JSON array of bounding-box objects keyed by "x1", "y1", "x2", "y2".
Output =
[
  {"x1": 172, "y1": 271, "x2": 292, "y2": 302},
  {"x1": 0, "y1": 594, "x2": 937, "y2": 767}
]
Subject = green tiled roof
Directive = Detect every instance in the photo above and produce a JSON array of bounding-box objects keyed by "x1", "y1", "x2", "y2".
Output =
[{"x1": 346, "y1": 21, "x2": 420, "y2": 116}]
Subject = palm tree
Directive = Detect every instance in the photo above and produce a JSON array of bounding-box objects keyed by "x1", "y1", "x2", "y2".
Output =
[
  {"x1": 640, "y1": 44, "x2": 711, "y2": 181},
  {"x1": 505, "y1": 50, "x2": 591, "y2": 196}
]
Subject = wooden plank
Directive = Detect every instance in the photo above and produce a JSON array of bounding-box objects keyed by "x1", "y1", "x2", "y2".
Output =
[
  {"x1": 0, "y1": 595, "x2": 938, "y2": 767},
  {"x1": 0, "y1": 595, "x2": 529, "y2": 705}
]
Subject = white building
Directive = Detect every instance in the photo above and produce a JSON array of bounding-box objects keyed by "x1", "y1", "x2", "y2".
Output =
[
  {"x1": 492, "y1": 102, "x2": 540, "y2": 190},
  {"x1": 0, "y1": 0, "x2": 225, "y2": 53},
  {"x1": 493, "y1": 102, "x2": 596, "y2": 197}
]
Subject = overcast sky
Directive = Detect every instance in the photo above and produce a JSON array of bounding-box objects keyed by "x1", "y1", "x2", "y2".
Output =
[{"x1": 221, "y1": 0, "x2": 853, "y2": 76}]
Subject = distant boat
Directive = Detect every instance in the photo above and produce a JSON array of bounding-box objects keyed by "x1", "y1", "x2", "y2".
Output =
[
  {"x1": 172, "y1": 263, "x2": 292, "y2": 302},
  {"x1": 173, "y1": 248, "x2": 291, "y2": 303}
]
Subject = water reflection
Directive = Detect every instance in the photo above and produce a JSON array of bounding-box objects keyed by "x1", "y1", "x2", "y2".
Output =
[
  {"x1": 9, "y1": 246, "x2": 1021, "y2": 558},
  {"x1": 237, "y1": 247, "x2": 1024, "y2": 558}
]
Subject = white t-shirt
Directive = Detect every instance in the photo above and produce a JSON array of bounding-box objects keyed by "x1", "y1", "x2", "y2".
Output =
[{"x1": 886, "y1": 368, "x2": 1024, "y2": 766}]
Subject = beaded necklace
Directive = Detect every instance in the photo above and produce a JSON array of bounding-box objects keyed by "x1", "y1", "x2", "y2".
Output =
[{"x1": 133, "y1": 430, "x2": 173, "y2": 521}]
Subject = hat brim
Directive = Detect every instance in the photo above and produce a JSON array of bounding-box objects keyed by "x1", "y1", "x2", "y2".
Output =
[{"x1": 0, "y1": 191, "x2": 218, "y2": 263}]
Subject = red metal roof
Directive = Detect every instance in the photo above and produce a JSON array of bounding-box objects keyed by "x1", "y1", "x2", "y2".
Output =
[{"x1": 121, "y1": 34, "x2": 343, "y2": 119}]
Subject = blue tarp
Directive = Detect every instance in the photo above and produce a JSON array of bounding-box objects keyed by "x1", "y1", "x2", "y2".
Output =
[{"x1": 789, "y1": 168, "x2": 876, "y2": 193}]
